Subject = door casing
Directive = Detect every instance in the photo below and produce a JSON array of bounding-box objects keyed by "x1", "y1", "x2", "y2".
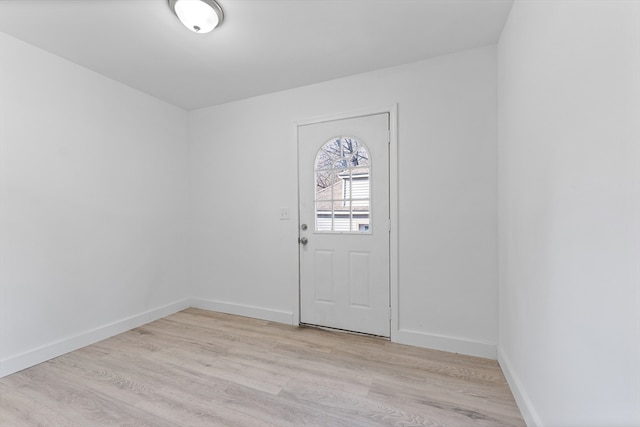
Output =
[{"x1": 293, "y1": 104, "x2": 398, "y2": 341}]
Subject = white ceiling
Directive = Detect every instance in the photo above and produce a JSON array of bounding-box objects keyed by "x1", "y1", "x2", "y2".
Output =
[{"x1": 0, "y1": 0, "x2": 513, "y2": 110}]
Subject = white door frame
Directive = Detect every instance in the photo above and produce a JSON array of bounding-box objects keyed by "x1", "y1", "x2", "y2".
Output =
[{"x1": 293, "y1": 104, "x2": 399, "y2": 342}]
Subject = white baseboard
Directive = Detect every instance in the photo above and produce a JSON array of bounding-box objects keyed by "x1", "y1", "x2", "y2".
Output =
[
  {"x1": 190, "y1": 298, "x2": 294, "y2": 325},
  {"x1": 394, "y1": 328, "x2": 497, "y2": 360},
  {"x1": 0, "y1": 299, "x2": 191, "y2": 378},
  {"x1": 497, "y1": 346, "x2": 542, "y2": 427}
]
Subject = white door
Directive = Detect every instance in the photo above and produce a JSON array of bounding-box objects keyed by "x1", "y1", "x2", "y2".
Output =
[{"x1": 298, "y1": 113, "x2": 390, "y2": 337}]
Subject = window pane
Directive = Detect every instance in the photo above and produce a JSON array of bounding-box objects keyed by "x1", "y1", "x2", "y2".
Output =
[
  {"x1": 315, "y1": 201, "x2": 333, "y2": 231},
  {"x1": 352, "y1": 197, "x2": 370, "y2": 232},
  {"x1": 333, "y1": 158, "x2": 348, "y2": 169},
  {"x1": 353, "y1": 147, "x2": 369, "y2": 166},
  {"x1": 350, "y1": 167, "x2": 370, "y2": 201},
  {"x1": 333, "y1": 211, "x2": 351, "y2": 232},
  {"x1": 315, "y1": 150, "x2": 333, "y2": 170},
  {"x1": 315, "y1": 170, "x2": 332, "y2": 192}
]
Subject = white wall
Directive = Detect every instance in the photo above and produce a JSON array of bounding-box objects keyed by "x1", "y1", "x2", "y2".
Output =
[
  {"x1": 497, "y1": 1, "x2": 640, "y2": 426},
  {"x1": 189, "y1": 46, "x2": 498, "y2": 357},
  {"x1": 0, "y1": 34, "x2": 190, "y2": 376}
]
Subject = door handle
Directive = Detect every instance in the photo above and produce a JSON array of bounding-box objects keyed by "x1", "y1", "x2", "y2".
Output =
[{"x1": 299, "y1": 237, "x2": 308, "y2": 245}]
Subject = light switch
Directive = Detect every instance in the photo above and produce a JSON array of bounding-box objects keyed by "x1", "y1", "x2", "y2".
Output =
[{"x1": 279, "y1": 207, "x2": 291, "y2": 220}]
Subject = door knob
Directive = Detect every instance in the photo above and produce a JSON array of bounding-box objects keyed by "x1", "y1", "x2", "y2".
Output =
[{"x1": 299, "y1": 237, "x2": 308, "y2": 245}]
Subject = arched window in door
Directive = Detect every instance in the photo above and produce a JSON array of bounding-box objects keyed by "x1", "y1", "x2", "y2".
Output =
[{"x1": 314, "y1": 137, "x2": 371, "y2": 233}]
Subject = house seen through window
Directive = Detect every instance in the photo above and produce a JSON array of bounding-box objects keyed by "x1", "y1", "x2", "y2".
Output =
[{"x1": 314, "y1": 137, "x2": 371, "y2": 232}]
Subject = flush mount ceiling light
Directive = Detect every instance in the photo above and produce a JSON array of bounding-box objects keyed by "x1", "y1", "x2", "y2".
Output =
[{"x1": 169, "y1": 0, "x2": 224, "y2": 34}]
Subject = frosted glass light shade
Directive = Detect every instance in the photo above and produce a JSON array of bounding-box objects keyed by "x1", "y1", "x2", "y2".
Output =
[{"x1": 170, "y1": 0, "x2": 223, "y2": 34}]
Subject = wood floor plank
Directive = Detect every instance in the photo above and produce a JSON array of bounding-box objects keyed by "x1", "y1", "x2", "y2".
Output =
[
  {"x1": 0, "y1": 386, "x2": 83, "y2": 427},
  {"x1": 280, "y1": 377, "x2": 447, "y2": 427},
  {"x1": 368, "y1": 376, "x2": 524, "y2": 427},
  {"x1": 227, "y1": 344, "x2": 374, "y2": 396},
  {"x1": 0, "y1": 308, "x2": 525, "y2": 426},
  {"x1": 221, "y1": 382, "x2": 354, "y2": 427}
]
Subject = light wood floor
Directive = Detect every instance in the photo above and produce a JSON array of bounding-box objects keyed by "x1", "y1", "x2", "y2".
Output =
[{"x1": 0, "y1": 308, "x2": 525, "y2": 426}]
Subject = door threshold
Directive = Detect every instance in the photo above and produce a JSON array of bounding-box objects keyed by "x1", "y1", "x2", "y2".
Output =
[{"x1": 299, "y1": 323, "x2": 390, "y2": 340}]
